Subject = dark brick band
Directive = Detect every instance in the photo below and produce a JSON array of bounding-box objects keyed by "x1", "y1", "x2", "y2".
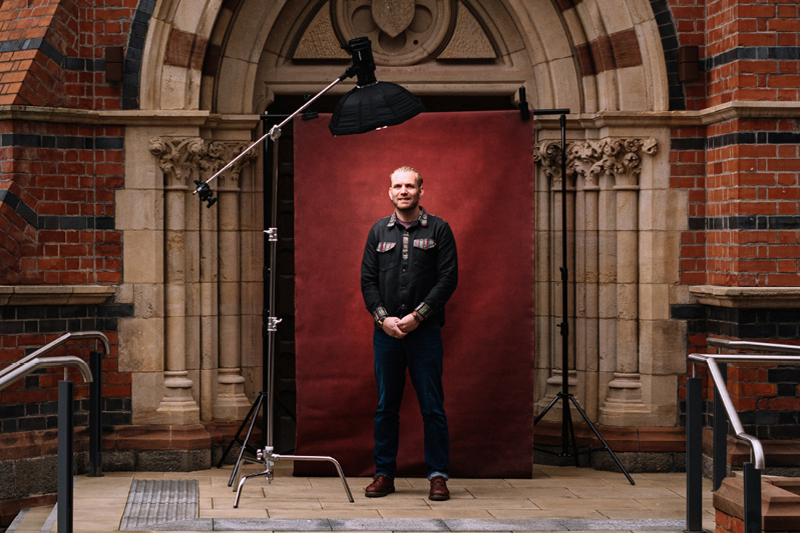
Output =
[
  {"x1": 688, "y1": 215, "x2": 800, "y2": 231},
  {"x1": 0, "y1": 189, "x2": 37, "y2": 227},
  {"x1": 0, "y1": 133, "x2": 124, "y2": 150},
  {"x1": 703, "y1": 46, "x2": 800, "y2": 71},
  {"x1": 672, "y1": 304, "x2": 800, "y2": 339},
  {"x1": 672, "y1": 132, "x2": 800, "y2": 152},
  {"x1": 0, "y1": 190, "x2": 116, "y2": 231}
]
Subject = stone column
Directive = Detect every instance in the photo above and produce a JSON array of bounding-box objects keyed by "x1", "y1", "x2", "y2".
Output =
[
  {"x1": 600, "y1": 139, "x2": 657, "y2": 422},
  {"x1": 150, "y1": 138, "x2": 203, "y2": 424},
  {"x1": 208, "y1": 141, "x2": 256, "y2": 421},
  {"x1": 533, "y1": 142, "x2": 555, "y2": 415},
  {"x1": 569, "y1": 141, "x2": 603, "y2": 420}
]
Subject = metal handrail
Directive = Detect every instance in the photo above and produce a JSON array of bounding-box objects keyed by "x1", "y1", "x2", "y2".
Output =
[
  {"x1": 689, "y1": 347, "x2": 800, "y2": 471},
  {"x1": 0, "y1": 331, "x2": 109, "y2": 391},
  {"x1": 707, "y1": 337, "x2": 800, "y2": 354}
]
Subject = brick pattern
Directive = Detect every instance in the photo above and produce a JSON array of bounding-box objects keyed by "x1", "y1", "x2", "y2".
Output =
[
  {"x1": 0, "y1": 121, "x2": 123, "y2": 284},
  {"x1": 0, "y1": 303, "x2": 133, "y2": 433},
  {"x1": 0, "y1": 0, "x2": 135, "y2": 110},
  {"x1": 706, "y1": 1, "x2": 800, "y2": 106},
  {"x1": 705, "y1": 118, "x2": 800, "y2": 287}
]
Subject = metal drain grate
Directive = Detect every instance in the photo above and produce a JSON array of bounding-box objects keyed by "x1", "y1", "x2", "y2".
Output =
[{"x1": 120, "y1": 479, "x2": 199, "y2": 530}]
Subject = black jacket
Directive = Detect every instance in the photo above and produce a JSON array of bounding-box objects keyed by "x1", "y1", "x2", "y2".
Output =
[{"x1": 361, "y1": 207, "x2": 458, "y2": 328}]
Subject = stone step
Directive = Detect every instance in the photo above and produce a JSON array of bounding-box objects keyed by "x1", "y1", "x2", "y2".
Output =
[{"x1": 6, "y1": 505, "x2": 55, "y2": 533}]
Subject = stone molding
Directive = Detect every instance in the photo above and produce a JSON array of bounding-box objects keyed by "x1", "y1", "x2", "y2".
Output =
[
  {"x1": 4, "y1": 103, "x2": 800, "y2": 128},
  {"x1": 690, "y1": 285, "x2": 800, "y2": 309},
  {"x1": 149, "y1": 138, "x2": 257, "y2": 189},
  {"x1": 534, "y1": 137, "x2": 658, "y2": 188},
  {"x1": 0, "y1": 285, "x2": 116, "y2": 305}
]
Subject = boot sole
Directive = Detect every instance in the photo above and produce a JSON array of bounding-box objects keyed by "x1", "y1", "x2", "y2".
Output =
[
  {"x1": 428, "y1": 494, "x2": 450, "y2": 501},
  {"x1": 365, "y1": 488, "x2": 395, "y2": 498}
]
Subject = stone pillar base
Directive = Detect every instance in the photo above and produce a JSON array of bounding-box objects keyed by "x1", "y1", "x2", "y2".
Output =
[
  {"x1": 213, "y1": 369, "x2": 252, "y2": 420},
  {"x1": 155, "y1": 371, "x2": 200, "y2": 425}
]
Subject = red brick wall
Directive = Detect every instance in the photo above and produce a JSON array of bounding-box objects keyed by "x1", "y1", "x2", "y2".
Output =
[
  {"x1": 0, "y1": 0, "x2": 133, "y2": 109},
  {"x1": 0, "y1": 120, "x2": 123, "y2": 285},
  {"x1": 670, "y1": 1, "x2": 800, "y2": 289}
]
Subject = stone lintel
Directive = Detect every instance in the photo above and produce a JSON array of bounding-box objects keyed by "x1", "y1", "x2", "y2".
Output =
[
  {"x1": 0, "y1": 285, "x2": 116, "y2": 306},
  {"x1": 714, "y1": 475, "x2": 800, "y2": 531},
  {"x1": 690, "y1": 285, "x2": 800, "y2": 309}
]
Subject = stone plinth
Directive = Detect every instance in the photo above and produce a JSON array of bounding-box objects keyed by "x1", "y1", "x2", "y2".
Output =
[{"x1": 714, "y1": 476, "x2": 800, "y2": 532}]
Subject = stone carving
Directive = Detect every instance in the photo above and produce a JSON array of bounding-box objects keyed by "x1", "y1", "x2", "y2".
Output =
[
  {"x1": 372, "y1": 0, "x2": 416, "y2": 38},
  {"x1": 150, "y1": 138, "x2": 257, "y2": 190},
  {"x1": 150, "y1": 137, "x2": 205, "y2": 187},
  {"x1": 535, "y1": 137, "x2": 658, "y2": 189},
  {"x1": 331, "y1": 0, "x2": 456, "y2": 65},
  {"x1": 198, "y1": 141, "x2": 258, "y2": 190}
]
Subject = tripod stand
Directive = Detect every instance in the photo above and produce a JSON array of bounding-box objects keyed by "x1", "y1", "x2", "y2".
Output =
[{"x1": 531, "y1": 109, "x2": 634, "y2": 486}]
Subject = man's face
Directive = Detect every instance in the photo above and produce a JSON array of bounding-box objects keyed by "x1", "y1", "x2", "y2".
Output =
[{"x1": 389, "y1": 170, "x2": 423, "y2": 212}]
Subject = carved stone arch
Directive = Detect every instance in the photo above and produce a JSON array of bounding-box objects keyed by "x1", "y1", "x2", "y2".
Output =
[{"x1": 133, "y1": 0, "x2": 674, "y2": 114}]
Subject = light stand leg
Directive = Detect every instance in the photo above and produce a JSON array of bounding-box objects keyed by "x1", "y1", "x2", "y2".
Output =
[{"x1": 233, "y1": 447, "x2": 354, "y2": 508}]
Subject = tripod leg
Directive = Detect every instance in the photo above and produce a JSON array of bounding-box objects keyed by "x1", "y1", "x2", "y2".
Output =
[
  {"x1": 534, "y1": 394, "x2": 561, "y2": 426},
  {"x1": 562, "y1": 400, "x2": 580, "y2": 467},
  {"x1": 228, "y1": 393, "x2": 265, "y2": 487},
  {"x1": 217, "y1": 393, "x2": 263, "y2": 468},
  {"x1": 568, "y1": 395, "x2": 635, "y2": 485}
]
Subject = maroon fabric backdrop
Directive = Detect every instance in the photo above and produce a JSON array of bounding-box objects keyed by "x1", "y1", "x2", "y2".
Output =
[{"x1": 293, "y1": 110, "x2": 534, "y2": 478}]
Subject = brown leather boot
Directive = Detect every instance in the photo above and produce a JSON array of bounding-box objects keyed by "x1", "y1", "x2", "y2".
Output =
[
  {"x1": 429, "y1": 476, "x2": 450, "y2": 501},
  {"x1": 365, "y1": 474, "x2": 395, "y2": 498}
]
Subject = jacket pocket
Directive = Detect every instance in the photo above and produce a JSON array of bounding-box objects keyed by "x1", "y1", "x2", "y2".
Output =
[
  {"x1": 377, "y1": 242, "x2": 396, "y2": 271},
  {"x1": 412, "y1": 239, "x2": 437, "y2": 269}
]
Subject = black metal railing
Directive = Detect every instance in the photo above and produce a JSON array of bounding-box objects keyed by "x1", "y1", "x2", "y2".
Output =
[
  {"x1": 0, "y1": 331, "x2": 110, "y2": 533},
  {"x1": 685, "y1": 339, "x2": 800, "y2": 533}
]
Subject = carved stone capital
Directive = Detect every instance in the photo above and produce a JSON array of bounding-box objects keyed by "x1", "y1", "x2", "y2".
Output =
[
  {"x1": 536, "y1": 137, "x2": 658, "y2": 190},
  {"x1": 150, "y1": 138, "x2": 257, "y2": 191},
  {"x1": 534, "y1": 141, "x2": 568, "y2": 189},
  {"x1": 150, "y1": 137, "x2": 205, "y2": 188},
  {"x1": 199, "y1": 141, "x2": 258, "y2": 191}
]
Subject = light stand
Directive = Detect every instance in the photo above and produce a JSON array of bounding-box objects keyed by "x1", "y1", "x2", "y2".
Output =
[
  {"x1": 531, "y1": 108, "x2": 634, "y2": 485},
  {"x1": 196, "y1": 37, "x2": 425, "y2": 506}
]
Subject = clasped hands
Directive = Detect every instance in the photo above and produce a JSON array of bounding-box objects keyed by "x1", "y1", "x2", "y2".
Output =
[{"x1": 381, "y1": 314, "x2": 419, "y2": 338}]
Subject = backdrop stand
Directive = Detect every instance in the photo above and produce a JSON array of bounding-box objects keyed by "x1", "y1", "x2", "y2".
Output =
[{"x1": 530, "y1": 107, "x2": 634, "y2": 485}]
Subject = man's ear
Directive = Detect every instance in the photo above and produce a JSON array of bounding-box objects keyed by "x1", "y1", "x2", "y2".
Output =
[{"x1": 419, "y1": 186, "x2": 424, "y2": 198}]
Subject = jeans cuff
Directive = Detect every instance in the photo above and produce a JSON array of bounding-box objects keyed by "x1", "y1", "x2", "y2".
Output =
[
  {"x1": 375, "y1": 472, "x2": 394, "y2": 480},
  {"x1": 428, "y1": 472, "x2": 449, "y2": 481}
]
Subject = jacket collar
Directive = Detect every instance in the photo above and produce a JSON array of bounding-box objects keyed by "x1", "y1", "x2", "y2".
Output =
[{"x1": 388, "y1": 207, "x2": 428, "y2": 228}]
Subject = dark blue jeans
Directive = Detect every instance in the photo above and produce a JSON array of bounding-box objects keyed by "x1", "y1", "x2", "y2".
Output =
[{"x1": 373, "y1": 325, "x2": 449, "y2": 480}]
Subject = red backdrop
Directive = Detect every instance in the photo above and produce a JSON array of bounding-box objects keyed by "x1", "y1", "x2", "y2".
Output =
[{"x1": 293, "y1": 110, "x2": 534, "y2": 478}]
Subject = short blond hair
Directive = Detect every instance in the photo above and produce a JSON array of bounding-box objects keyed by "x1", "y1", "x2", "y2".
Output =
[{"x1": 390, "y1": 166, "x2": 423, "y2": 187}]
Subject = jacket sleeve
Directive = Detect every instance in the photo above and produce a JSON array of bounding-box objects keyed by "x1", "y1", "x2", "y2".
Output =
[
  {"x1": 360, "y1": 226, "x2": 386, "y2": 321},
  {"x1": 416, "y1": 222, "x2": 458, "y2": 319}
]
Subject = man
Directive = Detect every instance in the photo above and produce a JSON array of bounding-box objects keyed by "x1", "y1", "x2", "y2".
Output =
[{"x1": 360, "y1": 166, "x2": 458, "y2": 501}]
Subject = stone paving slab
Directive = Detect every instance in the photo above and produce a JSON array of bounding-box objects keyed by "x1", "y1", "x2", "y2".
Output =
[{"x1": 132, "y1": 517, "x2": 689, "y2": 531}]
